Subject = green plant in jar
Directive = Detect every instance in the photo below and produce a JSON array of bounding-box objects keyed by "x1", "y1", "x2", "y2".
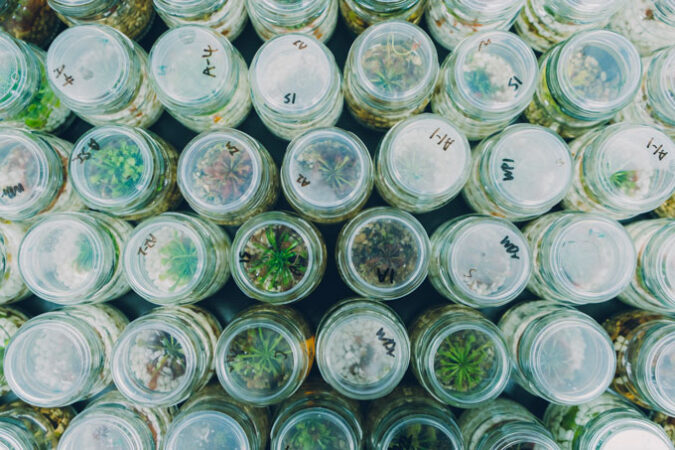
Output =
[
  {"x1": 361, "y1": 35, "x2": 426, "y2": 96},
  {"x1": 13, "y1": 67, "x2": 61, "y2": 130},
  {"x1": 295, "y1": 139, "x2": 360, "y2": 199},
  {"x1": 191, "y1": 142, "x2": 254, "y2": 206},
  {"x1": 134, "y1": 331, "x2": 187, "y2": 392},
  {"x1": 0, "y1": 0, "x2": 60, "y2": 47},
  {"x1": 81, "y1": 138, "x2": 145, "y2": 201},
  {"x1": 156, "y1": 233, "x2": 199, "y2": 292},
  {"x1": 434, "y1": 330, "x2": 496, "y2": 393},
  {"x1": 389, "y1": 422, "x2": 455, "y2": 450},
  {"x1": 283, "y1": 418, "x2": 351, "y2": 450},
  {"x1": 609, "y1": 170, "x2": 641, "y2": 196}
]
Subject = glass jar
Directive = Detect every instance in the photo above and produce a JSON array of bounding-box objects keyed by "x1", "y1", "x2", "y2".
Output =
[
  {"x1": 250, "y1": 33, "x2": 342, "y2": 141},
  {"x1": 178, "y1": 129, "x2": 278, "y2": 226},
  {"x1": 0, "y1": 221, "x2": 29, "y2": 304},
  {"x1": 409, "y1": 305, "x2": 510, "y2": 409},
  {"x1": 230, "y1": 211, "x2": 326, "y2": 304},
  {"x1": 375, "y1": 114, "x2": 472, "y2": 213},
  {"x1": 609, "y1": 0, "x2": 675, "y2": 56},
  {"x1": 523, "y1": 212, "x2": 636, "y2": 305},
  {"x1": 123, "y1": 212, "x2": 230, "y2": 305},
  {"x1": 111, "y1": 305, "x2": 221, "y2": 407},
  {"x1": 524, "y1": 30, "x2": 642, "y2": 139},
  {"x1": 431, "y1": 30, "x2": 538, "y2": 141},
  {"x1": 463, "y1": 124, "x2": 573, "y2": 222},
  {"x1": 46, "y1": 24, "x2": 163, "y2": 128},
  {"x1": 343, "y1": 20, "x2": 439, "y2": 130},
  {"x1": 0, "y1": 129, "x2": 83, "y2": 221},
  {"x1": 0, "y1": 33, "x2": 71, "y2": 132},
  {"x1": 515, "y1": 0, "x2": 625, "y2": 53},
  {"x1": 153, "y1": 0, "x2": 247, "y2": 40},
  {"x1": 69, "y1": 126, "x2": 181, "y2": 221},
  {"x1": 164, "y1": 384, "x2": 269, "y2": 450},
  {"x1": 281, "y1": 127, "x2": 373, "y2": 223},
  {"x1": 18, "y1": 212, "x2": 132, "y2": 305},
  {"x1": 0, "y1": 0, "x2": 60, "y2": 47},
  {"x1": 270, "y1": 382, "x2": 363, "y2": 450},
  {"x1": 336, "y1": 207, "x2": 430, "y2": 300},
  {"x1": 316, "y1": 298, "x2": 409, "y2": 400},
  {"x1": 215, "y1": 305, "x2": 313, "y2": 406},
  {"x1": 428, "y1": 215, "x2": 531, "y2": 308},
  {"x1": 58, "y1": 391, "x2": 174, "y2": 450},
  {"x1": 366, "y1": 386, "x2": 463, "y2": 449},
  {"x1": 4, "y1": 304, "x2": 129, "y2": 407},
  {"x1": 459, "y1": 398, "x2": 558, "y2": 450},
  {"x1": 425, "y1": 0, "x2": 524, "y2": 50},
  {"x1": 47, "y1": 0, "x2": 154, "y2": 40},
  {"x1": 0, "y1": 307, "x2": 28, "y2": 394},
  {"x1": 618, "y1": 220, "x2": 675, "y2": 313},
  {"x1": 498, "y1": 300, "x2": 616, "y2": 405},
  {"x1": 0, "y1": 402, "x2": 76, "y2": 449},
  {"x1": 656, "y1": 194, "x2": 674, "y2": 218},
  {"x1": 148, "y1": 25, "x2": 251, "y2": 133},
  {"x1": 651, "y1": 412, "x2": 675, "y2": 443},
  {"x1": 573, "y1": 410, "x2": 673, "y2": 450},
  {"x1": 245, "y1": 0, "x2": 337, "y2": 42},
  {"x1": 563, "y1": 124, "x2": 675, "y2": 220},
  {"x1": 603, "y1": 310, "x2": 675, "y2": 416},
  {"x1": 340, "y1": 0, "x2": 425, "y2": 34}
]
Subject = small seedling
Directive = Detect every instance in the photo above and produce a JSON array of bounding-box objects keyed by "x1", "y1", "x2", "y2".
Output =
[
  {"x1": 158, "y1": 232, "x2": 199, "y2": 291},
  {"x1": 83, "y1": 138, "x2": 145, "y2": 200},
  {"x1": 143, "y1": 332, "x2": 186, "y2": 391},
  {"x1": 194, "y1": 143, "x2": 254, "y2": 204},
  {"x1": 284, "y1": 419, "x2": 348, "y2": 450},
  {"x1": 434, "y1": 331, "x2": 494, "y2": 392}
]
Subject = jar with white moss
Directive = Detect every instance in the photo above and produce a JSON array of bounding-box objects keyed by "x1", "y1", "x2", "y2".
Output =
[
  {"x1": 0, "y1": 307, "x2": 28, "y2": 395},
  {"x1": 3, "y1": 304, "x2": 129, "y2": 407},
  {"x1": 340, "y1": 0, "x2": 425, "y2": 34},
  {"x1": 245, "y1": 0, "x2": 337, "y2": 42},
  {"x1": 0, "y1": 221, "x2": 29, "y2": 304},
  {"x1": 0, "y1": 401, "x2": 76, "y2": 450},
  {"x1": 123, "y1": 212, "x2": 230, "y2": 305},
  {"x1": 609, "y1": 0, "x2": 675, "y2": 56},
  {"x1": 111, "y1": 305, "x2": 221, "y2": 407},
  {"x1": 154, "y1": 0, "x2": 247, "y2": 40}
]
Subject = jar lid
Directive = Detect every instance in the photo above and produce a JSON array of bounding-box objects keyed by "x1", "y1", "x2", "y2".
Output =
[
  {"x1": 644, "y1": 222, "x2": 675, "y2": 304},
  {"x1": 644, "y1": 324, "x2": 675, "y2": 415},
  {"x1": 0, "y1": 128, "x2": 61, "y2": 221},
  {"x1": 58, "y1": 407, "x2": 155, "y2": 450},
  {"x1": 18, "y1": 213, "x2": 115, "y2": 304},
  {"x1": 69, "y1": 126, "x2": 156, "y2": 211},
  {"x1": 647, "y1": 47, "x2": 675, "y2": 125},
  {"x1": 381, "y1": 415, "x2": 463, "y2": 450},
  {"x1": 165, "y1": 410, "x2": 249, "y2": 450},
  {"x1": 273, "y1": 409, "x2": 359, "y2": 450},
  {"x1": 548, "y1": 0, "x2": 624, "y2": 21},
  {"x1": 584, "y1": 413, "x2": 672, "y2": 450},
  {"x1": 0, "y1": 421, "x2": 37, "y2": 450},
  {"x1": 0, "y1": 33, "x2": 35, "y2": 114}
]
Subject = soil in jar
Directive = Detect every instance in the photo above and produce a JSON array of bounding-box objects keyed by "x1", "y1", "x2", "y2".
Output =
[
  {"x1": 434, "y1": 329, "x2": 496, "y2": 394},
  {"x1": 129, "y1": 329, "x2": 187, "y2": 393},
  {"x1": 191, "y1": 141, "x2": 254, "y2": 207}
]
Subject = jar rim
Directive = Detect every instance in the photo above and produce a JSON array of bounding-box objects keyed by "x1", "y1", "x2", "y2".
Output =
[{"x1": 0, "y1": 34, "x2": 38, "y2": 115}]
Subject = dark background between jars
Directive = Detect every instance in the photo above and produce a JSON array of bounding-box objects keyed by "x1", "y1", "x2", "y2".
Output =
[{"x1": 6, "y1": 12, "x2": 650, "y2": 427}]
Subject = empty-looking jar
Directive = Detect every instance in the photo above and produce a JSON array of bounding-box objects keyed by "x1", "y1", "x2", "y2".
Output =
[
  {"x1": 149, "y1": 25, "x2": 251, "y2": 132},
  {"x1": 245, "y1": 0, "x2": 337, "y2": 42},
  {"x1": 0, "y1": 221, "x2": 29, "y2": 304},
  {"x1": 111, "y1": 305, "x2": 221, "y2": 407},
  {"x1": 515, "y1": 0, "x2": 625, "y2": 53},
  {"x1": 316, "y1": 299, "x2": 410, "y2": 400},
  {"x1": 432, "y1": 30, "x2": 538, "y2": 140},
  {"x1": 524, "y1": 30, "x2": 642, "y2": 139},
  {"x1": 0, "y1": 401, "x2": 76, "y2": 449},
  {"x1": 375, "y1": 114, "x2": 472, "y2": 213},
  {"x1": 178, "y1": 130, "x2": 278, "y2": 225},
  {"x1": 164, "y1": 384, "x2": 269, "y2": 450},
  {"x1": 270, "y1": 382, "x2": 363, "y2": 450},
  {"x1": 463, "y1": 124, "x2": 573, "y2": 222},
  {"x1": 230, "y1": 211, "x2": 326, "y2": 304},
  {"x1": 426, "y1": 0, "x2": 524, "y2": 50},
  {"x1": 0, "y1": 32, "x2": 71, "y2": 132},
  {"x1": 47, "y1": 0, "x2": 154, "y2": 40},
  {"x1": 604, "y1": 310, "x2": 675, "y2": 416},
  {"x1": 58, "y1": 391, "x2": 174, "y2": 450},
  {"x1": 619, "y1": 220, "x2": 675, "y2": 314},
  {"x1": 343, "y1": 20, "x2": 439, "y2": 130},
  {"x1": 523, "y1": 212, "x2": 636, "y2": 305},
  {"x1": 69, "y1": 126, "x2": 181, "y2": 221},
  {"x1": 429, "y1": 215, "x2": 531, "y2": 308},
  {"x1": 499, "y1": 300, "x2": 616, "y2": 405},
  {"x1": 340, "y1": 0, "x2": 425, "y2": 34},
  {"x1": 19, "y1": 212, "x2": 132, "y2": 305},
  {"x1": 459, "y1": 398, "x2": 558, "y2": 450},
  {"x1": 281, "y1": 127, "x2": 373, "y2": 223},
  {"x1": 563, "y1": 124, "x2": 675, "y2": 220},
  {"x1": 123, "y1": 212, "x2": 230, "y2": 305},
  {"x1": 0, "y1": 0, "x2": 60, "y2": 47},
  {"x1": 367, "y1": 386, "x2": 463, "y2": 449},
  {"x1": 250, "y1": 33, "x2": 342, "y2": 140},
  {"x1": 153, "y1": 0, "x2": 247, "y2": 40},
  {"x1": 609, "y1": 0, "x2": 675, "y2": 56},
  {"x1": 4, "y1": 304, "x2": 128, "y2": 407},
  {"x1": 0, "y1": 129, "x2": 83, "y2": 221},
  {"x1": 336, "y1": 207, "x2": 430, "y2": 300},
  {"x1": 47, "y1": 25, "x2": 163, "y2": 128},
  {"x1": 616, "y1": 47, "x2": 675, "y2": 139},
  {"x1": 215, "y1": 305, "x2": 313, "y2": 406},
  {"x1": 0, "y1": 307, "x2": 28, "y2": 394},
  {"x1": 409, "y1": 305, "x2": 510, "y2": 408}
]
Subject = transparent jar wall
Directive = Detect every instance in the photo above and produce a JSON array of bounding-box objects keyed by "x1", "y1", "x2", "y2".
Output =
[
  {"x1": 69, "y1": 126, "x2": 182, "y2": 221},
  {"x1": 48, "y1": 0, "x2": 155, "y2": 40},
  {"x1": 0, "y1": 307, "x2": 28, "y2": 394},
  {"x1": 340, "y1": 0, "x2": 425, "y2": 34},
  {"x1": 0, "y1": 0, "x2": 60, "y2": 47},
  {"x1": 245, "y1": 0, "x2": 337, "y2": 42},
  {"x1": 609, "y1": 0, "x2": 675, "y2": 56},
  {"x1": 153, "y1": 0, "x2": 248, "y2": 40},
  {"x1": 0, "y1": 221, "x2": 29, "y2": 304},
  {"x1": 0, "y1": 401, "x2": 77, "y2": 449},
  {"x1": 656, "y1": 193, "x2": 675, "y2": 218},
  {"x1": 651, "y1": 412, "x2": 675, "y2": 443},
  {"x1": 409, "y1": 305, "x2": 510, "y2": 408}
]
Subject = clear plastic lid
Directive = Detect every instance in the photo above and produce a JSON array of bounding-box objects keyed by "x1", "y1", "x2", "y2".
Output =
[
  {"x1": 250, "y1": 33, "x2": 338, "y2": 117},
  {"x1": 643, "y1": 325, "x2": 675, "y2": 415},
  {"x1": 0, "y1": 421, "x2": 36, "y2": 450},
  {"x1": 165, "y1": 410, "x2": 249, "y2": 450},
  {"x1": 282, "y1": 127, "x2": 373, "y2": 222},
  {"x1": 149, "y1": 26, "x2": 237, "y2": 110},
  {"x1": 0, "y1": 128, "x2": 62, "y2": 221},
  {"x1": 353, "y1": 21, "x2": 438, "y2": 103},
  {"x1": 382, "y1": 416, "x2": 463, "y2": 450},
  {"x1": 18, "y1": 213, "x2": 116, "y2": 303},
  {"x1": 644, "y1": 223, "x2": 675, "y2": 303},
  {"x1": 647, "y1": 48, "x2": 675, "y2": 125},
  {"x1": 584, "y1": 413, "x2": 673, "y2": 450},
  {"x1": 58, "y1": 407, "x2": 155, "y2": 450},
  {"x1": 69, "y1": 126, "x2": 156, "y2": 211},
  {"x1": 274, "y1": 409, "x2": 358, "y2": 450}
]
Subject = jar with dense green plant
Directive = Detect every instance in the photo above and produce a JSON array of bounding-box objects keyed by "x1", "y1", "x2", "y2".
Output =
[
  {"x1": 245, "y1": 0, "x2": 337, "y2": 42},
  {"x1": 0, "y1": 220, "x2": 29, "y2": 304},
  {"x1": 153, "y1": 0, "x2": 247, "y2": 40},
  {"x1": 0, "y1": 0, "x2": 60, "y2": 47},
  {"x1": 0, "y1": 401, "x2": 76, "y2": 449},
  {"x1": 340, "y1": 0, "x2": 425, "y2": 34}
]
